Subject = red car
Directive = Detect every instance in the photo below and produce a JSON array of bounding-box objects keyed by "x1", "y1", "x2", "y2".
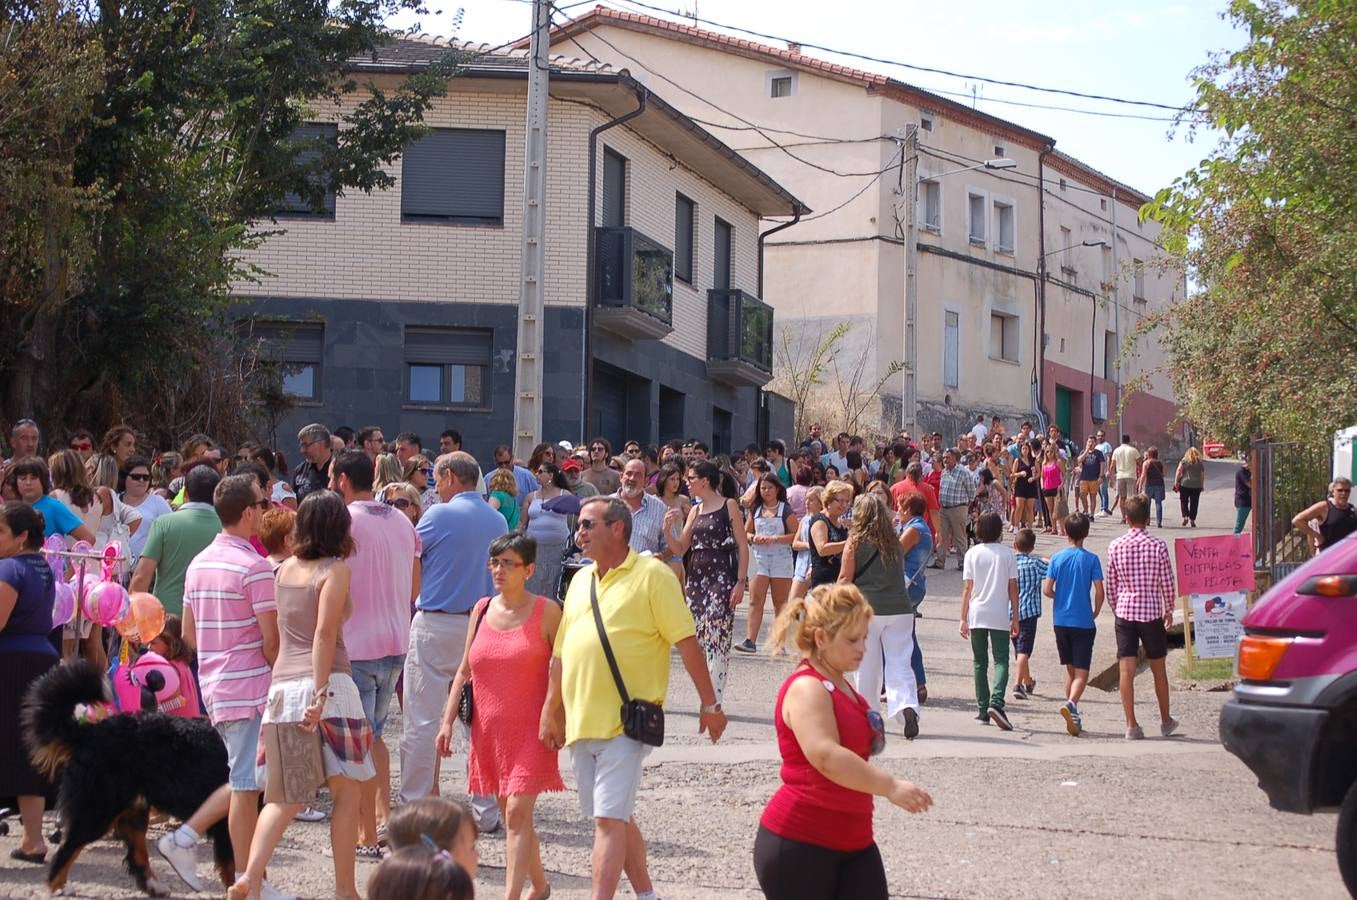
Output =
[{"x1": 1204, "y1": 439, "x2": 1228, "y2": 458}]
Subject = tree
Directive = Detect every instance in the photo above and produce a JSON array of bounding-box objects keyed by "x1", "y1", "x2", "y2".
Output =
[
  {"x1": 1142, "y1": 0, "x2": 1357, "y2": 446},
  {"x1": 0, "y1": 0, "x2": 464, "y2": 446},
  {"x1": 771, "y1": 320, "x2": 904, "y2": 442}
]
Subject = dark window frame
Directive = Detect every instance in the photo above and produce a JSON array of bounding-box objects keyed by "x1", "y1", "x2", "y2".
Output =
[
  {"x1": 401, "y1": 327, "x2": 494, "y2": 411},
  {"x1": 273, "y1": 123, "x2": 339, "y2": 220},
  {"x1": 674, "y1": 193, "x2": 695, "y2": 285},
  {"x1": 401, "y1": 128, "x2": 507, "y2": 226},
  {"x1": 246, "y1": 320, "x2": 325, "y2": 404}
]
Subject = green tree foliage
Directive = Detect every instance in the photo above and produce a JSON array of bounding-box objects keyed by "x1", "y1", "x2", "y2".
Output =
[
  {"x1": 0, "y1": 0, "x2": 462, "y2": 447},
  {"x1": 1142, "y1": 0, "x2": 1357, "y2": 446}
]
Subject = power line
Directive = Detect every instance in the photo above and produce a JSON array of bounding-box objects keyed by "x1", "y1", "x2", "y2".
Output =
[
  {"x1": 603, "y1": 0, "x2": 1188, "y2": 112},
  {"x1": 921, "y1": 86, "x2": 1184, "y2": 123}
]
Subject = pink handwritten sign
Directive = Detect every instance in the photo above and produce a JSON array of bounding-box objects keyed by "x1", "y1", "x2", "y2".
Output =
[{"x1": 1174, "y1": 534, "x2": 1255, "y2": 596}]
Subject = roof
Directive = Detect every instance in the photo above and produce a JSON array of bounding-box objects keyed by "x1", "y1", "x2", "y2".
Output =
[
  {"x1": 344, "y1": 33, "x2": 805, "y2": 215},
  {"x1": 1047, "y1": 151, "x2": 1152, "y2": 208},
  {"x1": 530, "y1": 6, "x2": 1056, "y2": 151}
]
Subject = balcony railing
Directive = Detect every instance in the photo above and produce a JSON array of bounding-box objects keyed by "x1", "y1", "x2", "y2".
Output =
[
  {"x1": 594, "y1": 226, "x2": 673, "y2": 341},
  {"x1": 707, "y1": 288, "x2": 773, "y2": 388}
]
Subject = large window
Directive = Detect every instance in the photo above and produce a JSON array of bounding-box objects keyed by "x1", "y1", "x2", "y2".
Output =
[
  {"x1": 275, "y1": 123, "x2": 338, "y2": 218},
  {"x1": 990, "y1": 312, "x2": 1019, "y2": 363},
  {"x1": 943, "y1": 310, "x2": 959, "y2": 388},
  {"x1": 401, "y1": 128, "x2": 506, "y2": 225},
  {"x1": 674, "y1": 193, "x2": 695, "y2": 284},
  {"x1": 403, "y1": 328, "x2": 492, "y2": 408},
  {"x1": 993, "y1": 201, "x2": 1015, "y2": 254},
  {"x1": 248, "y1": 321, "x2": 324, "y2": 401},
  {"x1": 967, "y1": 193, "x2": 986, "y2": 244}
]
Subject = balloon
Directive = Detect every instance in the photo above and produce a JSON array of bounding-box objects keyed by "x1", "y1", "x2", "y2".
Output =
[
  {"x1": 84, "y1": 580, "x2": 129, "y2": 627},
  {"x1": 115, "y1": 592, "x2": 166, "y2": 644},
  {"x1": 51, "y1": 580, "x2": 76, "y2": 627}
]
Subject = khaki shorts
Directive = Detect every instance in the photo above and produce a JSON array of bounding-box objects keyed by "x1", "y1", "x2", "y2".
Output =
[
  {"x1": 1079, "y1": 480, "x2": 1100, "y2": 495},
  {"x1": 1116, "y1": 477, "x2": 1136, "y2": 499}
]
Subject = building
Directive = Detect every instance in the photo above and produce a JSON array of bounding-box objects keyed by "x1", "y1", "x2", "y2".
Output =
[
  {"x1": 233, "y1": 37, "x2": 803, "y2": 458},
  {"x1": 539, "y1": 6, "x2": 1184, "y2": 447}
]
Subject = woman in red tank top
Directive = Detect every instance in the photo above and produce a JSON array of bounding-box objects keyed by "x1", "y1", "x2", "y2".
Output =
[{"x1": 755, "y1": 583, "x2": 933, "y2": 900}]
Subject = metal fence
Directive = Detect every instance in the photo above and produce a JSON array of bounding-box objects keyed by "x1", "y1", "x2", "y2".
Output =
[{"x1": 1252, "y1": 439, "x2": 1332, "y2": 584}]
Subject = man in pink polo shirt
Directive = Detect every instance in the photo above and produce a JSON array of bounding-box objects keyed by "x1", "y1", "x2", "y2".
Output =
[
  {"x1": 330, "y1": 449, "x2": 420, "y2": 854},
  {"x1": 159, "y1": 474, "x2": 284, "y2": 897}
]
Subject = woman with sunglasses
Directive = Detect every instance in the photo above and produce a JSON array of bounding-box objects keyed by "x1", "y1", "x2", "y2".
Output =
[
  {"x1": 1292, "y1": 476, "x2": 1357, "y2": 555},
  {"x1": 756, "y1": 583, "x2": 932, "y2": 899},
  {"x1": 121, "y1": 455, "x2": 173, "y2": 565},
  {"x1": 522, "y1": 463, "x2": 571, "y2": 598},
  {"x1": 438, "y1": 532, "x2": 561, "y2": 900},
  {"x1": 808, "y1": 481, "x2": 854, "y2": 588},
  {"x1": 382, "y1": 482, "x2": 423, "y2": 527}
]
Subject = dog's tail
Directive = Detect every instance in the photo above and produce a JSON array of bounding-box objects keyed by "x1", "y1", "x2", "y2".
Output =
[{"x1": 21, "y1": 659, "x2": 108, "y2": 779}]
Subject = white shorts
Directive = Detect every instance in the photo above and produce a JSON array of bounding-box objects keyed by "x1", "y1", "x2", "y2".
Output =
[
  {"x1": 570, "y1": 735, "x2": 652, "y2": 821},
  {"x1": 753, "y1": 546, "x2": 794, "y2": 580}
]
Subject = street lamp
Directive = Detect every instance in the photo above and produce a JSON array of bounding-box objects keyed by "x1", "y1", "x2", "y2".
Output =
[
  {"x1": 1039, "y1": 239, "x2": 1109, "y2": 259},
  {"x1": 900, "y1": 136, "x2": 1019, "y2": 436}
]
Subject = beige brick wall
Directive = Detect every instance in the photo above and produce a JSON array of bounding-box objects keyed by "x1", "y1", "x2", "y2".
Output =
[{"x1": 233, "y1": 83, "x2": 765, "y2": 367}]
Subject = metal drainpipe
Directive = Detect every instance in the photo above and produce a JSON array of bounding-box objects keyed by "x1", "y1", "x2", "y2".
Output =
[
  {"x1": 582, "y1": 83, "x2": 647, "y2": 437},
  {"x1": 755, "y1": 204, "x2": 802, "y2": 443},
  {"x1": 1033, "y1": 142, "x2": 1055, "y2": 430}
]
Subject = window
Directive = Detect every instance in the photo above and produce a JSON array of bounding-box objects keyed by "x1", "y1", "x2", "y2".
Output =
[
  {"x1": 990, "y1": 312, "x2": 1018, "y2": 363},
  {"x1": 993, "y1": 201, "x2": 1014, "y2": 253},
  {"x1": 713, "y1": 218, "x2": 732, "y2": 290},
  {"x1": 943, "y1": 310, "x2": 959, "y2": 388},
  {"x1": 248, "y1": 321, "x2": 323, "y2": 401},
  {"x1": 968, "y1": 193, "x2": 986, "y2": 244},
  {"x1": 674, "y1": 193, "x2": 695, "y2": 284},
  {"x1": 994, "y1": 145, "x2": 1005, "y2": 158},
  {"x1": 770, "y1": 75, "x2": 793, "y2": 98},
  {"x1": 275, "y1": 123, "x2": 338, "y2": 217},
  {"x1": 1099, "y1": 197, "x2": 1108, "y2": 211},
  {"x1": 1059, "y1": 178, "x2": 1068, "y2": 191},
  {"x1": 920, "y1": 114, "x2": 933, "y2": 132},
  {"x1": 1101, "y1": 245, "x2": 1114, "y2": 290},
  {"x1": 401, "y1": 128, "x2": 506, "y2": 225},
  {"x1": 1104, "y1": 330, "x2": 1118, "y2": 381},
  {"x1": 403, "y1": 328, "x2": 492, "y2": 408},
  {"x1": 602, "y1": 148, "x2": 626, "y2": 227},
  {"x1": 1060, "y1": 226, "x2": 1074, "y2": 274},
  {"x1": 1133, "y1": 259, "x2": 1146, "y2": 301},
  {"x1": 920, "y1": 180, "x2": 941, "y2": 231}
]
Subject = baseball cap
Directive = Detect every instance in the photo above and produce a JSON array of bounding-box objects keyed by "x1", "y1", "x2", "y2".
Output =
[
  {"x1": 561, "y1": 457, "x2": 583, "y2": 472},
  {"x1": 557, "y1": 440, "x2": 575, "y2": 452}
]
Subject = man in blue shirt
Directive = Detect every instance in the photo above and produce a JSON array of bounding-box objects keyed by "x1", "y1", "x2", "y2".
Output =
[
  {"x1": 399, "y1": 451, "x2": 506, "y2": 832},
  {"x1": 492, "y1": 443, "x2": 539, "y2": 506},
  {"x1": 1043, "y1": 513, "x2": 1104, "y2": 736}
]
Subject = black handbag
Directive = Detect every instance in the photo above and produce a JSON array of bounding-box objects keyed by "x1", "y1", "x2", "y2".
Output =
[
  {"x1": 456, "y1": 602, "x2": 486, "y2": 726},
  {"x1": 590, "y1": 577, "x2": 665, "y2": 747}
]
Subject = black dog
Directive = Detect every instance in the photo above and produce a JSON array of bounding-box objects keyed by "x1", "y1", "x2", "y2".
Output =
[{"x1": 21, "y1": 660, "x2": 235, "y2": 896}]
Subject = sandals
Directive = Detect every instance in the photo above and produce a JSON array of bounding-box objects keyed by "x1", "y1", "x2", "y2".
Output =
[{"x1": 356, "y1": 844, "x2": 387, "y2": 861}]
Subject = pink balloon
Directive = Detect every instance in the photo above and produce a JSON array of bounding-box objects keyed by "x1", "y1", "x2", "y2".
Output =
[
  {"x1": 84, "y1": 581, "x2": 129, "y2": 627},
  {"x1": 51, "y1": 581, "x2": 76, "y2": 627}
]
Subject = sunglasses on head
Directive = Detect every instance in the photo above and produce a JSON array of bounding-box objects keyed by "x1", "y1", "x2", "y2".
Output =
[
  {"x1": 866, "y1": 709, "x2": 886, "y2": 756},
  {"x1": 384, "y1": 497, "x2": 412, "y2": 510}
]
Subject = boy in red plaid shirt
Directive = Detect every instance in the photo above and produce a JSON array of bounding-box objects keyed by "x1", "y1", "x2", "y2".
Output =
[{"x1": 1106, "y1": 495, "x2": 1180, "y2": 740}]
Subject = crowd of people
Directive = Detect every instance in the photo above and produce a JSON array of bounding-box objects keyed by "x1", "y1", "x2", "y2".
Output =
[{"x1": 0, "y1": 412, "x2": 1302, "y2": 898}]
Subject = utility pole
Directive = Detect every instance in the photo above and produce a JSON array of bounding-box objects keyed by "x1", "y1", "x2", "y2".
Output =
[
  {"x1": 902, "y1": 124, "x2": 919, "y2": 437},
  {"x1": 512, "y1": 0, "x2": 550, "y2": 460},
  {"x1": 1110, "y1": 187, "x2": 1120, "y2": 438}
]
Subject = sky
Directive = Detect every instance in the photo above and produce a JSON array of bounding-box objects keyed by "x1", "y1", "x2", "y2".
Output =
[{"x1": 387, "y1": 0, "x2": 1247, "y2": 198}]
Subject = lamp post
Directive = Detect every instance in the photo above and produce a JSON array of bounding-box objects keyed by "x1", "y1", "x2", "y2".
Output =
[{"x1": 901, "y1": 134, "x2": 1016, "y2": 437}]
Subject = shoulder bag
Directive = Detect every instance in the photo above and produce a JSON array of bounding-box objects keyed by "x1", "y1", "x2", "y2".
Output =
[
  {"x1": 455, "y1": 600, "x2": 487, "y2": 726},
  {"x1": 590, "y1": 577, "x2": 665, "y2": 746}
]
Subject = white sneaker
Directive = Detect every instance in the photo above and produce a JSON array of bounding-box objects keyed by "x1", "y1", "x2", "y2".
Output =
[
  {"x1": 294, "y1": 805, "x2": 326, "y2": 822},
  {"x1": 155, "y1": 833, "x2": 204, "y2": 892},
  {"x1": 260, "y1": 880, "x2": 297, "y2": 900}
]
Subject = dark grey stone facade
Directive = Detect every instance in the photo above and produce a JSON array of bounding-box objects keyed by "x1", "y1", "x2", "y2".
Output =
[{"x1": 242, "y1": 296, "x2": 778, "y2": 462}]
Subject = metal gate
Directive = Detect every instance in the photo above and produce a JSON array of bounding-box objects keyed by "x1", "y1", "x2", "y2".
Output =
[{"x1": 1252, "y1": 439, "x2": 1332, "y2": 584}]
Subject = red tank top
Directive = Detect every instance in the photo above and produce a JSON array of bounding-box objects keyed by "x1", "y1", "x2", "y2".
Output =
[{"x1": 759, "y1": 663, "x2": 875, "y2": 851}]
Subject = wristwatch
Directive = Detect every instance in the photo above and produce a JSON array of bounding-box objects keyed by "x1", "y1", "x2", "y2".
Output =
[{"x1": 700, "y1": 702, "x2": 723, "y2": 715}]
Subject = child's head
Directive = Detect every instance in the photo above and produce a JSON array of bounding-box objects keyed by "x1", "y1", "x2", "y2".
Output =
[
  {"x1": 386, "y1": 797, "x2": 478, "y2": 878},
  {"x1": 147, "y1": 615, "x2": 190, "y2": 663},
  {"x1": 1064, "y1": 513, "x2": 1091, "y2": 544},
  {"x1": 1013, "y1": 528, "x2": 1036, "y2": 554},
  {"x1": 975, "y1": 511, "x2": 1003, "y2": 544},
  {"x1": 367, "y1": 846, "x2": 474, "y2": 900}
]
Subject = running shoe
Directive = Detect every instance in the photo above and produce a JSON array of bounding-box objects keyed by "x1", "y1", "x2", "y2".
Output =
[
  {"x1": 1125, "y1": 725, "x2": 1145, "y2": 740},
  {"x1": 1160, "y1": 716, "x2": 1180, "y2": 737},
  {"x1": 155, "y1": 833, "x2": 204, "y2": 892},
  {"x1": 295, "y1": 805, "x2": 326, "y2": 823},
  {"x1": 1060, "y1": 700, "x2": 1082, "y2": 737},
  {"x1": 733, "y1": 639, "x2": 757, "y2": 654},
  {"x1": 1013, "y1": 683, "x2": 1028, "y2": 700}
]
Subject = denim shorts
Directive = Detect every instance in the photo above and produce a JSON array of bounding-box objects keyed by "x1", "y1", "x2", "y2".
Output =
[
  {"x1": 350, "y1": 654, "x2": 406, "y2": 736},
  {"x1": 215, "y1": 714, "x2": 263, "y2": 791},
  {"x1": 570, "y1": 735, "x2": 652, "y2": 821},
  {"x1": 1012, "y1": 616, "x2": 1039, "y2": 656}
]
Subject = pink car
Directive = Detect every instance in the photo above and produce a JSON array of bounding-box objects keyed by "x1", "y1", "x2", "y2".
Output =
[{"x1": 1220, "y1": 530, "x2": 1357, "y2": 895}]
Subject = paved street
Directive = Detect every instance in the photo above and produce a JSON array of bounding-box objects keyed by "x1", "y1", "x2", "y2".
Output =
[{"x1": 0, "y1": 461, "x2": 1347, "y2": 899}]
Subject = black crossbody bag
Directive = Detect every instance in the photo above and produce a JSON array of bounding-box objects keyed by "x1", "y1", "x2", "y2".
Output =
[
  {"x1": 590, "y1": 577, "x2": 665, "y2": 747},
  {"x1": 456, "y1": 602, "x2": 486, "y2": 726}
]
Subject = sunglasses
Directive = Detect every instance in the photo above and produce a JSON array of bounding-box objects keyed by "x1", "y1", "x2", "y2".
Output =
[
  {"x1": 488, "y1": 558, "x2": 525, "y2": 570},
  {"x1": 384, "y1": 497, "x2": 413, "y2": 510},
  {"x1": 419, "y1": 467, "x2": 434, "y2": 476},
  {"x1": 866, "y1": 709, "x2": 886, "y2": 756},
  {"x1": 70, "y1": 442, "x2": 92, "y2": 451},
  {"x1": 126, "y1": 472, "x2": 151, "y2": 482},
  {"x1": 590, "y1": 446, "x2": 606, "y2": 452}
]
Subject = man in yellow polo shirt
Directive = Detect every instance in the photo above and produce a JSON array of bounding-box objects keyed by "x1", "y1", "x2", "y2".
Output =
[{"x1": 541, "y1": 496, "x2": 727, "y2": 900}]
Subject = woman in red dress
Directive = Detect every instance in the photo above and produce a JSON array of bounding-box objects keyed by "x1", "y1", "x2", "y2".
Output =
[{"x1": 439, "y1": 532, "x2": 562, "y2": 900}]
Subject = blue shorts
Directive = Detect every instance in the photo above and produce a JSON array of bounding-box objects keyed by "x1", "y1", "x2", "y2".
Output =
[
  {"x1": 1054, "y1": 625, "x2": 1097, "y2": 670},
  {"x1": 351, "y1": 654, "x2": 405, "y2": 736},
  {"x1": 1012, "y1": 617, "x2": 1039, "y2": 656},
  {"x1": 215, "y1": 714, "x2": 263, "y2": 791}
]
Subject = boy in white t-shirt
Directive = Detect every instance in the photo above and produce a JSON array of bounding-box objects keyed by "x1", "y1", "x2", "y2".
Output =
[{"x1": 960, "y1": 511, "x2": 1021, "y2": 730}]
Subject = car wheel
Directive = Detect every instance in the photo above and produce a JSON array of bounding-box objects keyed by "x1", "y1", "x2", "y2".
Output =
[{"x1": 1339, "y1": 779, "x2": 1357, "y2": 897}]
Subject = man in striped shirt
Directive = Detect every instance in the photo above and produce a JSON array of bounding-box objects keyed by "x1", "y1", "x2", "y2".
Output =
[
  {"x1": 1106, "y1": 494, "x2": 1180, "y2": 741},
  {"x1": 615, "y1": 458, "x2": 667, "y2": 555},
  {"x1": 169, "y1": 474, "x2": 281, "y2": 893}
]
